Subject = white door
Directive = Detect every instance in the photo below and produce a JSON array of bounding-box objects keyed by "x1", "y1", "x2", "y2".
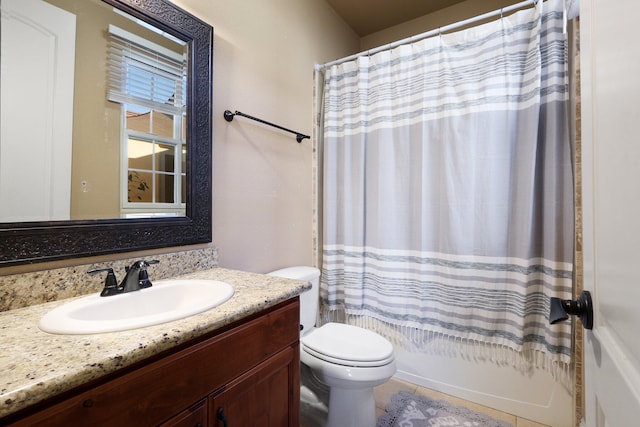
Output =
[
  {"x1": 580, "y1": 0, "x2": 640, "y2": 425},
  {"x1": 0, "y1": 0, "x2": 75, "y2": 222}
]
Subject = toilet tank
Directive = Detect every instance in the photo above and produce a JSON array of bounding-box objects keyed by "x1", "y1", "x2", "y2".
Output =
[{"x1": 267, "y1": 266, "x2": 320, "y2": 335}]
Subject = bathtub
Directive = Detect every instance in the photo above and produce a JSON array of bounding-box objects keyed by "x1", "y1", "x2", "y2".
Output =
[{"x1": 393, "y1": 347, "x2": 572, "y2": 427}]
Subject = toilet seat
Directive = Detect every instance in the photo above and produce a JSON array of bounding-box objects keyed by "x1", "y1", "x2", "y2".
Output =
[{"x1": 301, "y1": 322, "x2": 394, "y2": 367}]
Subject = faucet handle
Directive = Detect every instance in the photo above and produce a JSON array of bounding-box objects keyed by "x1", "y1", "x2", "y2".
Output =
[
  {"x1": 137, "y1": 259, "x2": 160, "y2": 289},
  {"x1": 88, "y1": 267, "x2": 120, "y2": 297},
  {"x1": 125, "y1": 259, "x2": 159, "y2": 272}
]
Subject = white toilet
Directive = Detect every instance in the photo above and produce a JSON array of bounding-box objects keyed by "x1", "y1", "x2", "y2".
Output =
[{"x1": 268, "y1": 266, "x2": 396, "y2": 427}]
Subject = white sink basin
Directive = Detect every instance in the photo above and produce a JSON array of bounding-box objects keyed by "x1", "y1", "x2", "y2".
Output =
[{"x1": 39, "y1": 279, "x2": 234, "y2": 335}]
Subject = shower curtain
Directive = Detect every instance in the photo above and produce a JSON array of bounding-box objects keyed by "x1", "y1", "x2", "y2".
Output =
[{"x1": 320, "y1": 0, "x2": 573, "y2": 379}]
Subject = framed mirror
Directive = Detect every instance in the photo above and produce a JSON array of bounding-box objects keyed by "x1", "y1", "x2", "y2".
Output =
[{"x1": 0, "y1": 0, "x2": 213, "y2": 266}]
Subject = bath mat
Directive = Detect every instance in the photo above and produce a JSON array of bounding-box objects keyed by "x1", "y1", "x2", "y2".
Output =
[{"x1": 376, "y1": 390, "x2": 514, "y2": 427}]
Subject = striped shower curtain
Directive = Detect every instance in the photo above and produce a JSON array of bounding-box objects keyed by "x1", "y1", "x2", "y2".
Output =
[{"x1": 320, "y1": 0, "x2": 573, "y2": 379}]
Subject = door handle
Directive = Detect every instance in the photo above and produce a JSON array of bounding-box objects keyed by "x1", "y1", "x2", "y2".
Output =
[{"x1": 549, "y1": 290, "x2": 593, "y2": 330}]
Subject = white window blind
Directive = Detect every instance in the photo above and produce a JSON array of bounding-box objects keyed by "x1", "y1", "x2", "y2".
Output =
[{"x1": 107, "y1": 25, "x2": 186, "y2": 115}]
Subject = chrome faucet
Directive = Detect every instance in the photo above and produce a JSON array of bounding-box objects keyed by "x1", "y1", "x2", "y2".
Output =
[{"x1": 88, "y1": 260, "x2": 159, "y2": 297}]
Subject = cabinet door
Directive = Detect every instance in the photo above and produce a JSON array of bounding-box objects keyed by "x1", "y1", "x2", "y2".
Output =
[
  {"x1": 211, "y1": 346, "x2": 299, "y2": 427},
  {"x1": 159, "y1": 399, "x2": 207, "y2": 427}
]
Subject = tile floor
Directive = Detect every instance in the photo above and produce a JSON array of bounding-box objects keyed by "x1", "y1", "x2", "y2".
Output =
[{"x1": 373, "y1": 378, "x2": 552, "y2": 427}]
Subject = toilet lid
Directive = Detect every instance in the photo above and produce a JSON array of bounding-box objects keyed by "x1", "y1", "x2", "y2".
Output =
[{"x1": 301, "y1": 323, "x2": 394, "y2": 366}]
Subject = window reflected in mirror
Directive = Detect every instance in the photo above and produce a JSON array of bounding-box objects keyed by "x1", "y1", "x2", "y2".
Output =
[{"x1": 109, "y1": 23, "x2": 187, "y2": 217}]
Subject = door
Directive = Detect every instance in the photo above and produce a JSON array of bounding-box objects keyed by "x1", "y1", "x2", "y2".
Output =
[
  {"x1": 0, "y1": 0, "x2": 75, "y2": 222},
  {"x1": 580, "y1": 0, "x2": 640, "y2": 425}
]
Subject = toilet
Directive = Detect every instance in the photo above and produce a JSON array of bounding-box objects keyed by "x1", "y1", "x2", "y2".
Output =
[{"x1": 268, "y1": 266, "x2": 396, "y2": 427}]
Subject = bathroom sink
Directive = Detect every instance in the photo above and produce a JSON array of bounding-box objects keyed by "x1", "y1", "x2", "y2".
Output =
[{"x1": 38, "y1": 279, "x2": 234, "y2": 334}]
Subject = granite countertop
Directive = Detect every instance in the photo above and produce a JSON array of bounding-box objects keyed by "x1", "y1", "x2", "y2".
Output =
[{"x1": 0, "y1": 267, "x2": 310, "y2": 419}]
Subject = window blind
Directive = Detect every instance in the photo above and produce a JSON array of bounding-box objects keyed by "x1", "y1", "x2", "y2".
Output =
[{"x1": 107, "y1": 25, "x2": 186, "y2": 115}]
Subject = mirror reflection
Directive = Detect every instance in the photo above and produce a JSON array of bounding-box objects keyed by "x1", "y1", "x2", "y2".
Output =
[{"x1": 0, "y1": 0, "x2": 188, "y2": 223}]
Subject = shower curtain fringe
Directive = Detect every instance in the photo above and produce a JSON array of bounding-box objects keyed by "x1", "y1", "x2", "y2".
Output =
[{"x1": 321, "y1": 307, "x2": 573, "y2": 393}]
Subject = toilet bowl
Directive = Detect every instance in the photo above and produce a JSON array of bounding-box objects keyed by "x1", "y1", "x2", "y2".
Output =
[
  {"x1": 268, "y1": 267, "x2": 396, "y2": 427},
  {"x1": 301, "y1": 322, "x2": 397, "y2": 427}
]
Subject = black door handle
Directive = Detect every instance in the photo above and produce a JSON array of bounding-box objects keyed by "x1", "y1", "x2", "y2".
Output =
[{"x1": 549, "y1": 290, "x2": 593, "y2": 330}]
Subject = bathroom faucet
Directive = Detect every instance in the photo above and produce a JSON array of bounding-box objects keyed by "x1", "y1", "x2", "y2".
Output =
[
  {"x1": 120, "y1": 260, "x2": 160, "y2": 293},
  {"x1": 88, "y1": 260, "x2": 159, "y2": 297}
]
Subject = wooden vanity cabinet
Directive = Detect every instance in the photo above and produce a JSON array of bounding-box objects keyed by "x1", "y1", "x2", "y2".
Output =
[{"x1": 5, "y1": 299, "x2": 300, "y2": 427}]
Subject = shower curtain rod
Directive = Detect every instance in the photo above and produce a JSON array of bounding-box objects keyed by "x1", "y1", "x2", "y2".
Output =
[
  {"x1": 316, "y1": 0, "x2": 538, "y2": 71},
  {"x1": 223, "y1": 110, "x2": 310, "y2": 143}
]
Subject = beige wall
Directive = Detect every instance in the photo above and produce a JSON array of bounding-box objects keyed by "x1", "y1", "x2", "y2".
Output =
[{"x1": 164, "y1": 0, "x2": 359, "y2": 272}]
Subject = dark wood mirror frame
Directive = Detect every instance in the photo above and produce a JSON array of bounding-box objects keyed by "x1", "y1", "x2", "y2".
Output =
[{"x1": 0, "y1": 0, "x2": 213, "y2": 267}]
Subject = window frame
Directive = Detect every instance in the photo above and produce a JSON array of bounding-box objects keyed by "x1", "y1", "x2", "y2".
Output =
[
  {"x1": 107, "y1": 25, "x2": 188, "y2": 216},
  {"x1": 121, "y1": 126, "x2": 186, "y2": 214}
]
